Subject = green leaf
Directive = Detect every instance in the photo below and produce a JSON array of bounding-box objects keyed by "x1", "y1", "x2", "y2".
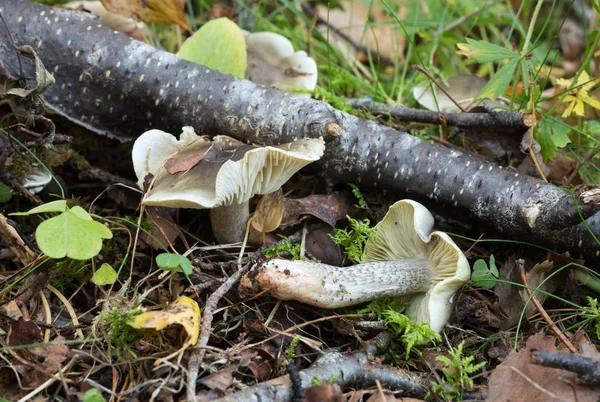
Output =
[
  {"x1": 82, "y1": 388, "x2": 106, "y2": 402},
  {"x1": 10, "y1": 199, "x2": 68, "y2": 216},
  {"x1": 92, "y1": 263, "x2": 118, "y2": 286},
  {"x1": 536, "y1": 119, "x2": 571, "y2": 161},
  {"x1": 471, "y1": 256, "x2": 498, "y2": 289},
  {"x1": 458, "y1": 38, "x2": 518, "y2": 63},
  {"x1": 0, "y1": 183, "x2": 12, "y2": 203},
  {"x1": 156, "y1": 253, "x2": 182, "y2": 270},
  {"x1": 155, "y1": 253, "x2": 192, "y2": 275},
  {"x1": 478, "y1": 57, "x2": 519, "y2": 100},
  {"x1": 35, "y1": 209, "x2": 112, "y2": 260},
  {"x1": 178, "y1": 18, "x2": 247, "y2": 79}
]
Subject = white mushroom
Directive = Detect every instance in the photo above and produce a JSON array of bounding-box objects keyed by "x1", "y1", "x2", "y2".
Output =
[
  {"x1": 244, "y1": 32, "x2": 318, "y2": 94},
  {"x1": 239, "y1": 200, "x2": 470, "y2": 332},
  {"x1": 132, "y1": 127, "x2": 325, "y2": 244}
]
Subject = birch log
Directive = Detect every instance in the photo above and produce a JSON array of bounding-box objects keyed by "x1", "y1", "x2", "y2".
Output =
[{"x1": 1, "y1": 0, "x2": 600, "y2": 262}]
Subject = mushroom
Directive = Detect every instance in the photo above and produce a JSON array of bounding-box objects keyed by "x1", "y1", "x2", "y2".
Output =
[
  {"x1": 132, "y1": 127, "x2": 325, "y2": 244},
  {"x1": 243, "y1": 32, "x2": 318, "y2": 94},
  {"x1": 239, "y1": 200, "x2": 470, "y2": 332}
]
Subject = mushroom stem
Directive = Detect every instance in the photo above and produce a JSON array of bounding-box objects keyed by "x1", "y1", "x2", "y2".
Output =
[
  {"x1": 239, "y1": 258, "x2": 434, "y2": 308},
  {"x1": 210, "y1": 201, "x2": 250, "y2": 244}
]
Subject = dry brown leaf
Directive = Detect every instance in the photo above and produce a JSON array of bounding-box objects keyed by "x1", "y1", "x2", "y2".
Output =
[
  {"x1": 100, "y1": 0, "x2": 191, "y2": 32},
  {"x1": 281, "y1": 192, "x2": 358, "y2": 228},
  {"x1": 165, "y1": 143, "x2": 214, "y2": 174},
  {"x1": 251, "y1": 189, "x2": 284, "y2": 233},
  {"x1": 488, "y1": 332, "x2": 600, "y2": 401}
]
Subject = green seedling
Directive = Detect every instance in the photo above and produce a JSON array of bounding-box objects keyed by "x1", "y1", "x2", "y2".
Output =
[
  {"x1": 330, "y1": 216, "x2": 376, "y2": 263},
  {"x1": 91, "y1": 263, "x2": 118, "y2": 286},
  {"x1": 178, "y1": 18, "x2": 246, "y2": 79},
  {"x1": 99, "y1": 308, "x2": 144, "y2": 360},
  {"x1": 578, "y1": 297, "x2": 600, "y2": 341},
  {"x1": 264, "y1": 235, "x2": 302, "y2": 260},
  {"x1": 430, "y1": 341, "x2": 485, "y2": 401},
  {"x1": 471, "y1": 254, "x2": 499, "y2": 289},
  {"x1": 10, "y1": 200, "x2": 112, "y2": 260},
  {"x1": 311, "y1": 374, "x2": 341, "y2": 386},
  {"x1": 155, "y1": 252, "x2": 193, "y2": 275},
  {"x1": 348, "y1": 183, "x2": 369, "y2": 209}
]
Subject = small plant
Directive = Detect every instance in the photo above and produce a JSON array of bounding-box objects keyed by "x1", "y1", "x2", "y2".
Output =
[
  {"x1": 311, "y1": 374, "x2": 341, "y2": 386},
  {"x1": 361, "y1": 299, "x2": 440, "y2": 359},
  {"x1": 430, "y1": 341, "x2": 485, "y2": 401},
  {"x1": 577, "y1": 297, "x2": 600, "y2": 341},
  {"x1": 470, "y1": 254, "x2": 499, "y2": 290},
  {"x1": 99, "y1": 308, "x2": 144, "y2": 360},
  {"x1": 264, "y1": 235, "x2": 302, "y2": 260},
  {"x1": 283, "y1": 335, "x2": 300, "y2": 363},
  {"x1": 348, "y1": 183, "x2": 369, "y2": 209},
  {"x1": 330, "y1": 216, "x2": 376, "y2": 263}
]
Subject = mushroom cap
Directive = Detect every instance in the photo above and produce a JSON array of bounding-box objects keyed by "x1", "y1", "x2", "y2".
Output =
[
  {"x1": 362, "y1": 200, "x2": 470, "y2": 333},
  {"x1": 132, "y1": 128, "x2": 325, "y2": 209},
  {"x1": 244, "y1": 31, "x2": 318, "y2": 93}
]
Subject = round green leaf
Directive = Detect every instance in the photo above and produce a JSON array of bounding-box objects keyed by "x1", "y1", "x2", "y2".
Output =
[
  {"x1": 92, "y1": 263, "x2": 118, "y2": 286},
  {"x1": 0, "y1": 183, "x2": 12, "y2": 203},
  {"x1": 156, "y1": 252, "x2": 182, "y2": 270},
  {"x1": 10, "y1": 199, "x2": 67, "y2": 216},
  {"x1": 35, "y1": 210, "x2": 112, "y2": 260},
  {"x1": 179, "y1": 256, "x2": 193, "y2": 276},
  {"x1": 82, "y1": 388, "x2": 106, "y2": 402},
  {"x1": 178, "y1": 18, "x2": 247, "y2": 79}
]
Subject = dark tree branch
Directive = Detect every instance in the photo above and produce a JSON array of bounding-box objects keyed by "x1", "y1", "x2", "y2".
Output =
[
  {"x1": 2, "y1": 0, "x2": 600, "y2": 262},
  {"x1": 348, "y1": 98, "x2": 533, "y2": 131},
  {"x1": 530, "y1": 349, "x2": 600, "y2": 385},
  {"x1": 214, "y1": 332, "x2": 428, "y2": 402}
]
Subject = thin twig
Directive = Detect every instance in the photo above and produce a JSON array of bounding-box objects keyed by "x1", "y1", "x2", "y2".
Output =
[
  {"x1": 516, "y1": 259, "x2": 577, "y2": 353},
  {"x1": 186, "y1": 263, "x2": 252, "y2": 400}
]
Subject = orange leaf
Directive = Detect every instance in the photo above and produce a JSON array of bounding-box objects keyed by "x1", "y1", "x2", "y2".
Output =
[{"x1": 100, "y1": 0, "x2": 191, "y2": 32}]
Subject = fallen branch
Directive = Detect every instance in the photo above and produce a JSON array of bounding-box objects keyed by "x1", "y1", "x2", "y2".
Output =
[
  {"x1": 348, "y1": 98, "x2": 533, "y2": 131},
  {"x1": 215, "y1": 332, "x2": 428, "y2": 402},
  {"x1": 2, "y1": 0, "x2": 600, "y2": 261}
]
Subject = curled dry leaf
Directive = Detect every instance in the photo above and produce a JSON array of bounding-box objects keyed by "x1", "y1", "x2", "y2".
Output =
[
  {"x1": 100, "y1": 0, "x2": 191, "y2": 32},
  {"x1": 251, "y1": 189, "x2": 284, "y2": 233},
  {"x1": 63, "y1": 1, "x2": 145, "y2": 36},
  {"x1": 128, "y1": 296, "x2": 200, "y2": 346}
]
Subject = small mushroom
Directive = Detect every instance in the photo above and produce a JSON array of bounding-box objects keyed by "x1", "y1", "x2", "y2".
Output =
[
  {"x1": 132, "y1": 127, "x2": 325, "y2": 244},
  {"x1": 239, "y1": 200, "x2": 470, "y2": 332},
  {"x1": 244, "y1": 32, "x2": 318, "y2": 94}
]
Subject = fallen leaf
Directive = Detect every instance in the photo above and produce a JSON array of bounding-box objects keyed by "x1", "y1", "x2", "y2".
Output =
[
  {"x1": 305, "y1": 383, "x2": 344, "y2": 402},
  {"x1": 251, "y1": 189, "x2": 284, "y2": 233},
  {"x1": 281, "y1": 192, "x2": 358, "y2": 228},
  {"x1": 63, "y1": 1, "x2": 146, "y2": 37},
  {"x1": 128, "y1": 296, "x2": 200, "y2": 346},
  {"x1": 200, "y1": 368, "x2": 234, "y2": 393},
  {"x1": 100, "y1": 0, "x2": 191, "y2": 32},
  {"x1": 8, "y1": 318, "x2": 42, "y2": 346},
  {"x1": 139, "y1": 207, "x2": 182, "y2": 249},
  {"x1": 179, "y1": 18, "x2": 246, "y2": 78},
  {"x1": 488, "y1": 332, "x2": 600, "y2": 401},
  {"x1": 164, "y1": 142, "x2": 213, "y2": 174}
]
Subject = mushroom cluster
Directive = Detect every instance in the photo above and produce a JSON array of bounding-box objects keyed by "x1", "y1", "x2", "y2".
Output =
[
  {"x1": 132, "y1": 127, "x2": 325, "y2": 244},
  {"x1": 239, "y1": 200, "x2": 471, "y2": 332}
]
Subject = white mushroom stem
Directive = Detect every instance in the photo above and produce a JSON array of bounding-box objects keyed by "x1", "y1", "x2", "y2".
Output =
[
  {"x1": 210, "y1": 201, "x2": 250, "y2": 244},
  {"x1": 239, "y1": 258, "x2": 434, "y2": 308}
]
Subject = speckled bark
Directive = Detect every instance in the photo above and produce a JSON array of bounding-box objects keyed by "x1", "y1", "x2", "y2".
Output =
[{"x1": 2, "y1": 0, "x2": 600, "y2": 260}]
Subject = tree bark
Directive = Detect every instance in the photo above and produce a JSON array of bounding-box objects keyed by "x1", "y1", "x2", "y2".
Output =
[{"x1": 2, "y1": 0, "x2": 600, "y2": 262}]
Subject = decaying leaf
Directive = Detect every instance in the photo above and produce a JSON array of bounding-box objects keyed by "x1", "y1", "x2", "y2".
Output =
[
  {"x1": 164, "y1": 142, "x2": 214, "y2": 174},
  {"x1": 251, "y1": 189, "x2": 284, "y2": 233},
  {"x1": 63, "y1": 1, "x2": 146, "y2": 37},
  {"x1": 100, "y1": 0, "x2": 191, "y2": 32},
  {"x1": 488, "y1": 332, "x2": 600, "y2": 401},
  {"x1": 281, "y1": 192, "x2": 358, "y2": 228},
  {"x1": 128, "y1": 296, "x2": 200, "y2": 346}
]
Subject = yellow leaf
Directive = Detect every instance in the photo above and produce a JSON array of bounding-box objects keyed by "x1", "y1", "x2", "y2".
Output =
[
  {"x1": 251, "y1": 189, "x2": 284, "y2": 233},
  {"x1": 128, "y1": 296, "x2": 200, "y2": 346},
  {"x1": 583, "y1": 96, "x2": 600, "y2": 111},
  {"x1": 100, "y1": 0, "x2": 191, "y2": 32},
  {"x1": 456, "y1": 43, "x2": 473, "y2": 58}
]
